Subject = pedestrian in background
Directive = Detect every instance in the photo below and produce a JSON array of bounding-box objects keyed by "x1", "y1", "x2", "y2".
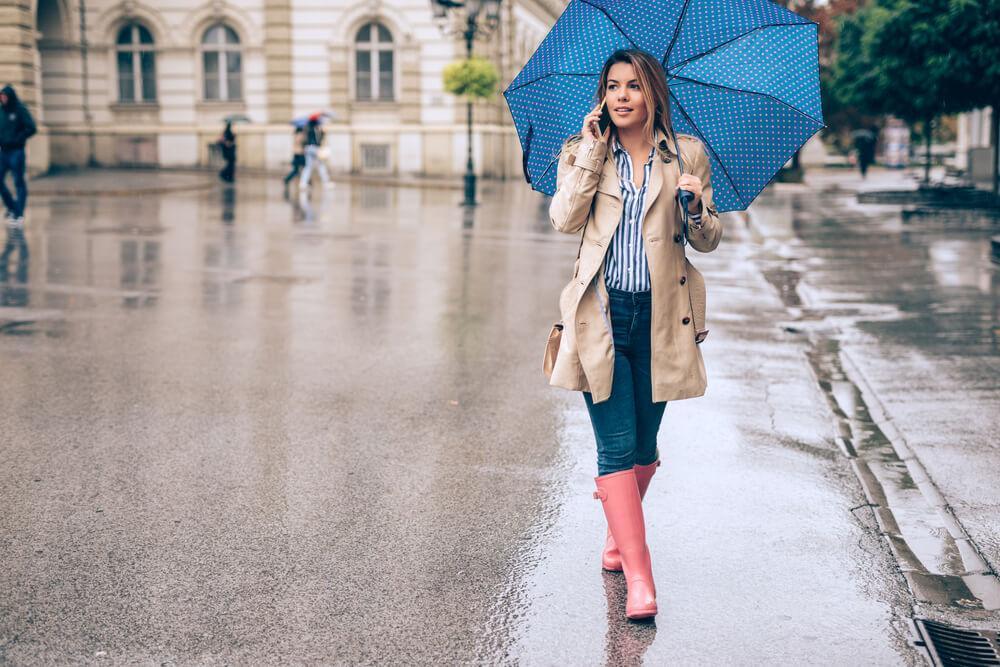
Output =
[
  {"x1": 547, "y1": 49, "x2": 722, "y2": 621},
  {"x1": 852, "y1": 126, "x2": 878, "y2": 179},
  {"x1": 0, "y1": 84, "x2": 37, "y2": 230},
  {"x1": 218, "y1": 121, "x2": 236, "y2": 182},
  {"x1": 299, "y1": 114, "x2": 331, "y2": 190},
  {"x1": 283, "y1": 126, "x2": 306, "y2": 198}
]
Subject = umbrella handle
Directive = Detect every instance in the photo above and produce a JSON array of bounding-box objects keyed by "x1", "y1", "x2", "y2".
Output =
[
  {"x1": 677, "y1": 188, "x2": 694, "y2": 210},
  {"x1": 672, "y1": 133, "x2": 694, "y2": 248}
]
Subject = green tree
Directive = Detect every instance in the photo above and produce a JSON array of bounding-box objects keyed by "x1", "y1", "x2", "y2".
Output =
[
  {"x1": 834, "y1": 0, "x2": 1000, "y2": 187},
  {"x1": 945, "y1": 0, "x2": 1000, "y2": 193}
]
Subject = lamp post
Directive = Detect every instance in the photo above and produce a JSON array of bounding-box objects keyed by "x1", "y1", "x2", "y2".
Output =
[{"x1": 431, "y1": 0, "x2": 501, "y2": 207}]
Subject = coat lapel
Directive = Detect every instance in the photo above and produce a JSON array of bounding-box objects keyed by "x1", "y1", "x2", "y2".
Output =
[
  {"x1": 596, "y1": 153, "x2": 620, "y2": 198},
  {"x1": 643, "y1": 129, "x2": 681, "y2": 228}
]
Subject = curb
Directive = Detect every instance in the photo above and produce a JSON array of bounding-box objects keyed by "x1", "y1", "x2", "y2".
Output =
[
  {"x1": 31, "y1": 181, "x2": 218, "y2": 198},
  {"x1": 30, "y1": 168, "x2": 467, "y2": 197}
]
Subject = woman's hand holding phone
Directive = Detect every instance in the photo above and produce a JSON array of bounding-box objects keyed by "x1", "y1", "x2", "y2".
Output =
[{"x1": 581, "y1": 102, "x2": 610, "y2": 143}]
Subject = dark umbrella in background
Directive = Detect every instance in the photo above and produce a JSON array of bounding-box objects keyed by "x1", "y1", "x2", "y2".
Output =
[{"x1": 503, "y1": 0, "x2": 824, "y2": 212}]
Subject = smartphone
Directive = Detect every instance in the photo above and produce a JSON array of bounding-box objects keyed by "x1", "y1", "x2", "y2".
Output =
[{"x1": 598, "y1": 102, "x2": 612, "y2": 136}]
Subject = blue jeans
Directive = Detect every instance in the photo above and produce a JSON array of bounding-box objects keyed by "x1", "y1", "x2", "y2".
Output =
[
  {"x1": 0, "y1": 148, "x2": 27, "y2": 218},
  {"x1": 584, "y1": 288, "x2": 667, "y2": 476}
]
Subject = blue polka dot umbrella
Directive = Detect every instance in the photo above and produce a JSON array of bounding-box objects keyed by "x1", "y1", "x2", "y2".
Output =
[{"x1": 503, "y1": 0, "x2": 824, "y2": 212}]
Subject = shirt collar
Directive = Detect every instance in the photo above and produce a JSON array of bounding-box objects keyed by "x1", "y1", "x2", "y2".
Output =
[{"x1": 611, "y1": 134, "x2": 655, "y2": 162}]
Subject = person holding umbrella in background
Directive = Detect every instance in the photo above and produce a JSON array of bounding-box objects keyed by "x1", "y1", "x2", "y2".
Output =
[
  {"x1": 299, "y1": 113, "x2": 332, "y2": 190},
  {"x1": 852, "y1": 126, "x2": 878, "y2": 179},
  {"x1": 217, "y1": 121, "x2": 237, "y2": 182}
]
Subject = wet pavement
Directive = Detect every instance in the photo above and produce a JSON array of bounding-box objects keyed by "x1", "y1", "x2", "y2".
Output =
[
  {"x1": 750, "y1": 167, "x2": 1000, "y2": 631},
  {"x1": 0, "y1": 167, "x2": 990, "y2": 663}
]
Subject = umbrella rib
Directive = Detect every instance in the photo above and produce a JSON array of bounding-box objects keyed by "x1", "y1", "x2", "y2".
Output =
[
  {"x1": 669, "y1": 93, "x2": 746, "y2": 210},
  {"x1": 671, "y1": 74, "x2": 824, "y2": 126},
  {"x1": 662, "y1": 0, "x2": 693, "y2": 66},
  {"x1": 578, "y1": 0, "x2": 641, "y2": 50},
  {"x1": 536, "y1": 153, "x2": 562, "y2": 193},
  {"x1": 666, "y1": 21, "x2": 815, "y2": 74},
  {"x1": 505, "y1": 0, "x2": 641, "y2": 95},
  {"x1": 504, "y1": 71, "x2": 601, "y2": 95}
]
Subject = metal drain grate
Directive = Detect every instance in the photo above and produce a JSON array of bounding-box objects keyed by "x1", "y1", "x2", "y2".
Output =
[{"x1": 915, "y1": 619, "x2": 1000, "y2": 666}]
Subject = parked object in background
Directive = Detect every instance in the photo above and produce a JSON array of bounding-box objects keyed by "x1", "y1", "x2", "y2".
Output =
[{"x1": 881, "y1": 118, "x2": 910, "y2": 169}]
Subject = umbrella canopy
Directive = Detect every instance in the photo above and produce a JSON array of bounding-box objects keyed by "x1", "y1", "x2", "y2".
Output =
[
  {"x1": 223, "y1": 113, "x2": 252, "y2": 124},
  {"x1": 291, "y1": 112, "x2": 334, "y2": 129},
  {"x1": 503, "y1": 0, "x2": 824, "y2": 212}
]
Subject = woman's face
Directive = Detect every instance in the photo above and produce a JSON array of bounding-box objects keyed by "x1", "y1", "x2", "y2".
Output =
[{"x1": 604, "y1": 62, "x2": 648, "y2": 133}]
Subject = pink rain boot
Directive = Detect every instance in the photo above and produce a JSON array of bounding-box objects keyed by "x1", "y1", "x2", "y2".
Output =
[
  {"x1": 602, "y1": 461, "x2": 660, "y2": 571},
  {"x1": 594, "y1": 469, "x2": 658, "y2": 620}
]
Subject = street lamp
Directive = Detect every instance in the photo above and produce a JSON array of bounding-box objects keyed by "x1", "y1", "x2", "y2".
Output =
[{"x1": 431, "y1": 0, "x2": 502, "y2": 207}]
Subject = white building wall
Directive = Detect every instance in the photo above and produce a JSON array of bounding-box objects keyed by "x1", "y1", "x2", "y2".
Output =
[{"x1": 33, "y1": 0, "x2": 556, "y2": 177}]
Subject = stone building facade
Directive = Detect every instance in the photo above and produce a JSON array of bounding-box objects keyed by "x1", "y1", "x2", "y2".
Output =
[{"x1": 0, "y1": 0, "x2": 560, "y2": 178}]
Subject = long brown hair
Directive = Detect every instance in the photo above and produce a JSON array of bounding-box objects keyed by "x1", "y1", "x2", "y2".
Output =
[
  {"x1": 599, "y1": 50, "x2": 675, "y2": 146},
  {"x1": 563, "y1": 49, "x2": 677, "y2": 158}
]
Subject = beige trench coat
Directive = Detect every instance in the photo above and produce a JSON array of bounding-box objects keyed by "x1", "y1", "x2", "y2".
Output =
[{"x1": 548, "y1": 129, "x2": 723, "y2": 404}]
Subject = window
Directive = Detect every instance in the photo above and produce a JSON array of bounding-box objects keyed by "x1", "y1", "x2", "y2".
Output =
[
  {"x1": 201, "y1": 24, "x2": 242, "y2": 101},
  {"x1": 361, "y1": 143, "x2": 391, "y2": 171},
  {"x1": 116, "y1": 23, "x2": 157, "y2": 103},
  {"x1": 355, "y1": 22, "x2": 394, "y2": 101}
]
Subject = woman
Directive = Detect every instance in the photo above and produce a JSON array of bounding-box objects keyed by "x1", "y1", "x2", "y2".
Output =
[{"x1": 548, "y1": 49, "x2": 722, "y2": 620}]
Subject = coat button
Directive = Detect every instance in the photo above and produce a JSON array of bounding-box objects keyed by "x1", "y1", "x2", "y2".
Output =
[
  {"x1": 680, "y1": 276, "x2": 687, "y2": 285},
  {"x1": 682, "y1": 317, "x2": 691, "y2": 325},
  {"x1": 673, "y1": 234, "x2": 682, "y2": 243}
]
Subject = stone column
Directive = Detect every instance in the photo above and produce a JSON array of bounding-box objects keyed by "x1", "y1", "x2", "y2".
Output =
[
  {"x1": 0, "y1": 0, "x2": 38, "y2": 108},
  {"x1": 263, "y1": 0, "x2": 292, "y2": 123}
]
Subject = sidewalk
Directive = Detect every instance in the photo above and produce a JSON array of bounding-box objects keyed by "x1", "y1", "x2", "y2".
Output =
[
  {"x1": 31, "y1": 168, "x2": 217, "y2": 196},
  {"x1": 746, "y1": 170, "x2": 1000, "y2": 631},
  {"x1": 30, "y1": 167, "x2": 463, "y2": 197}
]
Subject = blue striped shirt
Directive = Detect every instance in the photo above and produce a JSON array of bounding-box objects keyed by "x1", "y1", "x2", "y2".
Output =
[
  {"x1": 604, "y1": 138, "x2": 656, "y2": 292},
  {"x1": 604, "y1": 137, "x2": 706, "y2": 293}
]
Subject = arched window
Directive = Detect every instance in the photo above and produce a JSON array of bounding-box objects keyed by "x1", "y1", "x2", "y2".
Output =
[
  {"x1": 116, "y1": 23, "x2": 156, "y2": 103},
  {"x1": 355, "y1": 22, "x2": 394, "y2": 101},
  {"x1": 201, "y1": 24, "x2": 242, "y2": 101}
]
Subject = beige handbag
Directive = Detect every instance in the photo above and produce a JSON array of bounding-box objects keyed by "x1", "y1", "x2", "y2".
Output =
[
  {"x1": 543, "y1": 210, "x2": 590, "y2": 380},
  {"x1": 543, "y1": 322, "x2": 563, "y2": 378}
]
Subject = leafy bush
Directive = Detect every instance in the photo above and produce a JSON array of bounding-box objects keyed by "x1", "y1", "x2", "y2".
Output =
[{"x1": 443, "y1": 57, "x2": 500, "y2": 99}]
